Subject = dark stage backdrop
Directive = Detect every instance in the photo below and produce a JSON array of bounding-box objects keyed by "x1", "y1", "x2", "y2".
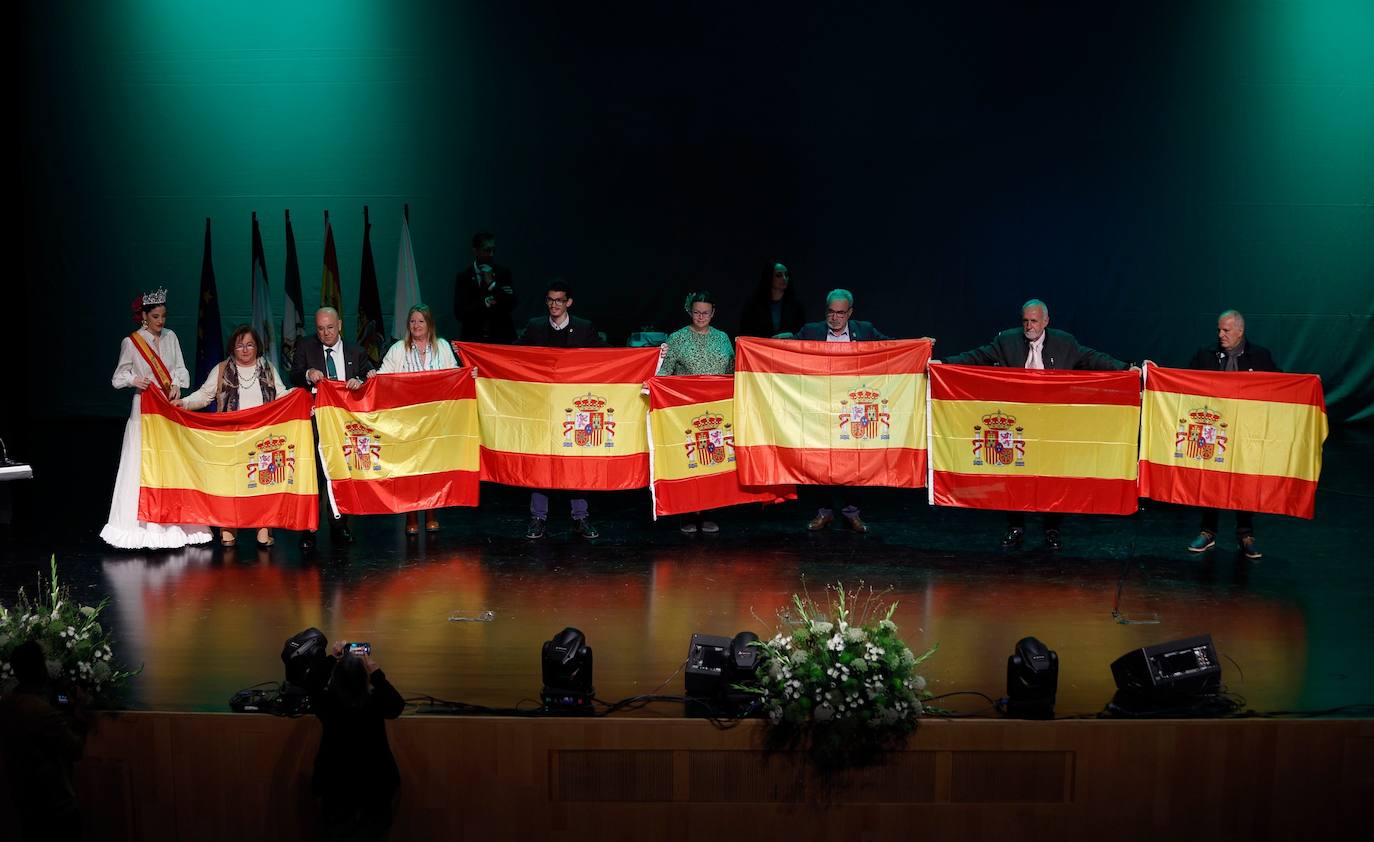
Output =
[{"x1": 18, "y1": 1, "x2": 1373, "y2": 430}]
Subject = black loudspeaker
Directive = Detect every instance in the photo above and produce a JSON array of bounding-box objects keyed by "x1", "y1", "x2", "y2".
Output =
[
  {"x1": 1111, "y1": 634, "x2": 1220, "y2": 701},
  {"x1": 685, "y1": 633, "x2": 733, "y2": 697},
  {"x1": 1005, "y1": 636, "x2": 1058, "y2": 719},
  {"x1": 541, "y1": 627, "x2": 594, "y2": 712},
  {"x1": 281, "y1": 627, "x2": 331, "y2": 693}
]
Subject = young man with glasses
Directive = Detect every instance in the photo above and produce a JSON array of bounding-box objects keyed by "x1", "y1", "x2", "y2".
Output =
[{"x1": 517, "y1": 280, "x2": 606, "y2": 538}]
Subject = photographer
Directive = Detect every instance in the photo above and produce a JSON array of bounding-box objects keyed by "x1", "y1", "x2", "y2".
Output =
[
  {"x1": 309, "y1": 642, "x2": 406, "y2": 842},
  {"x1": 0, "y1": 640, "x2": 88, "y2": 842}
]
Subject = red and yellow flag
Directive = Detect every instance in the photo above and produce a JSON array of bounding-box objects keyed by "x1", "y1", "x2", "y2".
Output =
[
  {"x1": 1140, "y1": 364, "x2": 1326, "y2": 519},
  {"x1": 734, "y1": 338, "x2": 932, "y2": 487},
  {"x1": 138, "y1": 388, "x2": 318, "y2": 529},
  {"x1": 648, "y1": 375, "x2": 795, "y2": 517},
  {"x1": 455, "y1": 343, "x2": 659, "y2": 490},
  {"x1": 929, "y1": 365, "x2": 1141, "y2": 515},
  {"x1": 315, "y1": 369, "x2": 481, "y2": 515}
]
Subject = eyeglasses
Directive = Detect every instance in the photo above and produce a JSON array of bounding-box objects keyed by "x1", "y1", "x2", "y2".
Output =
[
  {"x1": 546, "y1": 297, "x2": 569, "y2": 305},
  {"x1": 826, "y1": 309, "x2": 852, "y2": 317},
  {"x1": 234, "y1": 343, "x2": 257, "y2": 350},
  {"x1": 690, "y1": 310, "x2": 713, "y2": 318}
]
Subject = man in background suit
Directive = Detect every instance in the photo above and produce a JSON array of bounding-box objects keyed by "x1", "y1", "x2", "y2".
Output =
[
  {"x1": 454, "y1": 231, "x2": 517, "y2": 343},
  {"x1": 518, "y1": 279, "x2": 605, "y2": 539},
  {"x1": 290, "y1": 307, "x2": 375, "y2": 549}
]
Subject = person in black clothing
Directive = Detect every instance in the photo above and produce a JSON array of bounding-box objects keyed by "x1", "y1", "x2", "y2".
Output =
[
  {"x1": 518, "y1": 280, "x2": 605, "y2": 538},
  {"x1": 454, "y1": 231, "x2": 517, "y2": 343},
  {"x1": 737, "y1": 261, "x2": 806, "y2": 338},
  {"x1": 1185, "y1": 309, "x2": 1278, "y2": 559},
  {"x1": 0, "y1": 640, "x2": 87, "y2": 842},
  {"x1": 939, "y1": 299, "x2": 1135, "y2": 550},
  {"x1": 311, "y1": 644, "x2": 406, "y2": 842},
  {"x1": 290, "y1": 307, "x2": 376, "y2": 549}
]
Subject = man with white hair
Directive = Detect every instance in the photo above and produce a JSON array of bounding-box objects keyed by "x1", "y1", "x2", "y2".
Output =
[
  {"x1": 1185, "y1": 309, "x2": 1278, "y2": 559},
  {"x1": 940, "y1": 298, "x2": 1134, "y2": 550}
]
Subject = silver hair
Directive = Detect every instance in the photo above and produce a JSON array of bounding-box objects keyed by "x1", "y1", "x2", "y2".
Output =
[
  {"x1": 315, "y1": 306, "x2": 341, "y2": 322},
  {"x1": 1021, "y1": 299, "x2": 1049, "y2": 318},
  {"x1": 1218, "y1": 309, "x2": 1245, "y2": 330},
  {"x1": 826, "y1": 289, "x2": 854, "y2": 308}
]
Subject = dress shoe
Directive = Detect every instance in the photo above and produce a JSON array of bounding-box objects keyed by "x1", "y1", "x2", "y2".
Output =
[
  {"x1": 1044, "y1": 528, "x2": 1062, "y2": 551},
  {"x1": 808, "y1": 513, "x2": 834, "y2": 531},
  {"x1": 1187, "y1": 531, "x2": 1216, "y2": 552},
  {"x1": 680, "y1": 520, "x2": 699, "y2": 534},
  {"x1": 333, "y1": 526, "x2": 353, "y2": 544},
  {"x1": 526, "y1": 517, "x2": 547, "y2": 539},
  {"x1": 1000, "y1": 527, "x2": 1025, "y2": 549},
  {"x1": 299, "y1": 532, "x2": 316, "y2": 550},
  {"x1": 572, "y1": 518, "x2": 600, "y2": 539},
  {"x1": 1239, "y1": 534, "x2": 1263, "y2": 559},
  {"x1": 843, "y1": 514, "x2": 868, "y2": 534},
  {"x1": 405, "y1": 512, "x2": 419, "y2": 536},
  {"x1": 425, "y1": 517, "x2": 440, "y2": 532},
  {"x1": 699, "y1": 520, "x2": 719, "y2": 534}
]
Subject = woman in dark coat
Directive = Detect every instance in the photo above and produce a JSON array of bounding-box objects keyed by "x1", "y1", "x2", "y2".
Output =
[{"x1": 737, "y1": 261, "x2": 806, "y2": 338}]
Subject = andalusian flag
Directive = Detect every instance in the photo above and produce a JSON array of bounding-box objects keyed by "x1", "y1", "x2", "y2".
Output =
[
  {"x1": 321, "y1": 210, "x2": 342, "y2": 315},
  {"x1": 928, "y1": 365, "x2": 1140, "y2": 515},
  {"x1": 315, "y1": 369, "x2": 481, "y2": 515},
  {"x1": 1140, "y1": 364, "x2": 1326, "y2": 519},
  {"x1": 648, "y1": 375, "x2": 795, "y2": 517},
  {"x1": 137, "y1": 388, "x2": 317, "y2": 530},
  {"x1": 734, "y1": 338, "x2": 932, "y2": 487},
  {"x1": 455, "y1": 343, "x2": 659, "y2": 489}
]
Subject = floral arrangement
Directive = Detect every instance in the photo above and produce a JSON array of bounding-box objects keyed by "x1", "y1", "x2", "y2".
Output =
[
  {"x1": 746, "y1": 583, "x2": 937, "y2": 769},
  {"x1": 0, "y1": 556, "x2": 138, "y2": 705}
]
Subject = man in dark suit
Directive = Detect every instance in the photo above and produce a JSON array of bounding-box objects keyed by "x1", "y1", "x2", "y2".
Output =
[
  {"x1": 1185, "y1": 309, "x2": 1278, "y2": 560},
  {"x1": 793, "y1": 289, "x2": 895, "y2": 533},
  {"x1": 454, "y1": 231, "x2": 517, "y2": 343},
  {"x1": 940, "y1": 299, "x2": 1134, "y2": 550},
  {"x1": 518, "y1": 280, "x2": 605, "y2": 539},
  {"x1": 291, "y1": 307, "x2": 376, "y2": 549}
]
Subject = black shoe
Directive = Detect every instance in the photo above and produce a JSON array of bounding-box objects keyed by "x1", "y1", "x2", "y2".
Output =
[
  {"x1": 299, "y1": 532, "x2": 316, "y2": 550},
  {"x1": 526, "y1": 517, "x2": 547, "y2": 539},
  {"x1": 332, "y1": 526, "x2": 353, "y2": 544},
  {"x1": 1044, "y1": 528, "x2": 1062, "y2": 551},
  {"x1": 1000, "y1": 527, "x2": 1025, "y2": 549},
  {"x1": 572, "y1": 518, "x2": 600, "y2": 539}
]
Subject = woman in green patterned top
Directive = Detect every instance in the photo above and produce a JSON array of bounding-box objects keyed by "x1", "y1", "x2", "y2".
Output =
[
  {"x1": 657, "y1": 291, "x2": 734, "y2": 376},
  {"x1": 658, "y1": 292, "x2": 734, "y2": 534}
]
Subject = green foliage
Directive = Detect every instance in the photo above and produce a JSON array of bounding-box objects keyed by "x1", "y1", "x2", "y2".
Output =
[{"x1": 0, "y1": 556, "x2": 139, "y2": 706}]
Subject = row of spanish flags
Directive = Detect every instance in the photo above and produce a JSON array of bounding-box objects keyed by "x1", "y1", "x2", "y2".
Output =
[{"x1": 135, "y1": 339, "x2": 1328, "y2": 527}]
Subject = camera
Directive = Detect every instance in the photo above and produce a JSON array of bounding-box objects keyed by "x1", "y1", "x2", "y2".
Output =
[{"x1": 346, "y1": 642, "x2": 371, "y2": 656}]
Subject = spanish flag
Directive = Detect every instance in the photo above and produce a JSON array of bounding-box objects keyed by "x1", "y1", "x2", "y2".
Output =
[
  {"x1": 734, "y1": 338, "x2": 931, "y2": 487},
  {"x1": 648, "y1": 375, "x2": 795, "y2": 517},
  {"x1": 138, "y1": 388, "x2": 318, "y2": 529},
  {"x1": 454, "y1": 343, "x2": 660, "y2": 490},
  {"x1": 1140, "y1": 364, "x2": 1326, "y2": 519},
  {"x1": 928, "y1": 365, "x2": 1140, "y2": 515},
  {"x1": 315, "y1": 369, "x2": 481, "y2": 515}
]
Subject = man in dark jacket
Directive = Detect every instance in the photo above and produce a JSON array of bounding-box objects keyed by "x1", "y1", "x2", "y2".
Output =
[
  {"x1": 454, "y1": 231, "x2": 517, "y2": 343},
  {"x1": 941, "y1": 299, "x2": 1133, "y2": 550},
  {"x1": 1185, "y1": 309, "x2": 1278, "y2": 559},
  {"x1": 290, "y1": 307, "x2": 376, "y2": 549},
  {"x1": 517, "y1": 280, "x2": 605, "y2": 539}
]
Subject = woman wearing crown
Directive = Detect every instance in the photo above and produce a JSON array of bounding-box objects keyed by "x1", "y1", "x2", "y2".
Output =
[
  {"x1": 377, "y1": 303, "x2": 459, "y2": 536},
  {"x1": 99, "y1": 288, "x2": 213, "y2": 549},
  {"x1": 174, "y1": 324, "x2": 293, "y2": 547}
]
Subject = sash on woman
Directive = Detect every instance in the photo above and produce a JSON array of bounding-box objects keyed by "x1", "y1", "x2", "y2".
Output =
[{"x1": 129, "y1": 331, "x2": 174, "y2": 392}]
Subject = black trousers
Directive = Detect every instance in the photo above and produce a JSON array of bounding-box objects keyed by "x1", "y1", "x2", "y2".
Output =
[{"x1": 1200, "y1": 508, "x2": 1254, "y2": 536}]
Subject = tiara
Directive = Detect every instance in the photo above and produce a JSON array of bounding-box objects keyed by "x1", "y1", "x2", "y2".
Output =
[{"x1": 141, "y1": 287, "x2": 168, "y2": 306}]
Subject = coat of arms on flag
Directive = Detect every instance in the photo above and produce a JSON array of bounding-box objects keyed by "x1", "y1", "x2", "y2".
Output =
[
  {"x1": 972, "y1": 410, "x2": 1025, "y2": 467},
  {"x1": 563, "y1": 394, "x2": 616, "y2": 448},
  {"x1": 1175, "y1": 407, "x2": 1227, "y2": 463},
  {"x1": 838, "y1": 386, "x2": 890, "y2": 441},
  {"x1": 684, "y1": 411, "x2": 734, "y2": 469},
  {"x1": 342, "y1": 421, "x2": 383, "y2": 472},
  {"x1": 246, "y1": 434, "x2": 297, "y2": 488}
]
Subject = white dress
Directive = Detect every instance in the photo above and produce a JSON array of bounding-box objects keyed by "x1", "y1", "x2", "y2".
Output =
[
  {"x1": 100, "y1": 328, "x2": 213, "y2": 550},
  {"x1": 377, "y1": 338, "x2": 459, "y2": 373}
]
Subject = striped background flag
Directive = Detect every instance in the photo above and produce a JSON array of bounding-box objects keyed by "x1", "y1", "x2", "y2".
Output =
[
  {"x1": 137, "y1": 388, "x2": 318, "y2": 529},
  {"x1": 455, "y1": 343, "x2": 659, "y2": 490},
  {"x1": 734, "y1": 337, "x2": 932, "y2": 487},
  {"x1": 648, "y1": 375, "x2": 795, "y2": 517},
  {"x1": 1140, "y1": 364, "x2": 1327, "y2": 519},
  {"x1": 929, "y1": 365, "x2": 1141, "y2": 515}
]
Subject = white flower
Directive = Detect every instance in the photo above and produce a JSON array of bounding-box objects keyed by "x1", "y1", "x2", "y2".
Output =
[
  {"x1": 79, "y1": 606, "x2": 97, "y2": 618},
  {"x1": 879, "y1": 618, "x2": 897, "y2": 632},
  {"x1": 911, "y1": 675, "x2": 926, "y2": 692},
  {"x1": 827, "y1": 634, "x2": 845, "y2": 652},
  {"x1": 812, "y1": 621, "x2": 833, "y2": 635},
  {"x1": 844, "y1": 627, "x2": 866, "y2": 643},
  {"x1": 790, "y1": 650, "x2": 808, "y2": 665}
]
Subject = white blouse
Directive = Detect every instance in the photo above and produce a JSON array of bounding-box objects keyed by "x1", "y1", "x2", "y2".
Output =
[
  {"x1": 378, "y1": 338, "x2": 459, "y2": 373},
  {"x1": 179, "y1": 360, "x2": 292, "y2": 411},
  {"x1": 112, "y1": 327, "x2": 191, "y2": 390}
]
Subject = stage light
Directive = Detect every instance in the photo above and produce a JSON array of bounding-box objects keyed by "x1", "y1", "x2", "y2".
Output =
[
  {"x1": 1110, "y1": 633, "x2": 1220, "y2": 709},
  {"x1": 1004, "y1": 636, "x2": 1058, "y2": 719},
  {"x1": 281, "y1": 627, "x2": 332, "y2": 692},
  {"x1": 541, "y1": 627, "x2": 594, "y2": 712},
  {"x1": 685, "y1": 631, "x2": 761, "y2": 716}
]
